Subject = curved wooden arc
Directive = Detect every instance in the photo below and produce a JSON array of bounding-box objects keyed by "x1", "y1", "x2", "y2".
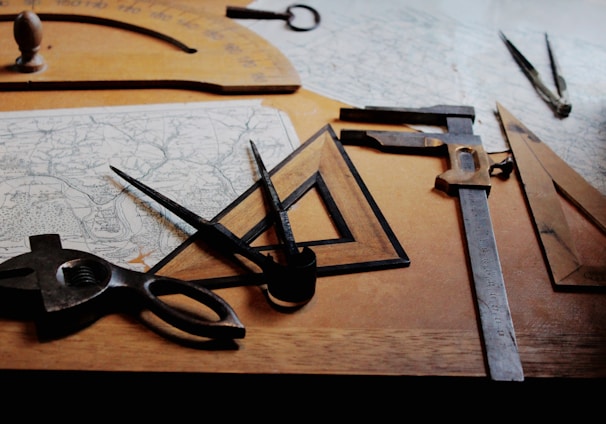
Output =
[
  {"x1": 0, "y1": 0, "x2": 300, "y2": 93},
  {"x1": 1, "y1": 13, "x2": 198, "y2": 53}
]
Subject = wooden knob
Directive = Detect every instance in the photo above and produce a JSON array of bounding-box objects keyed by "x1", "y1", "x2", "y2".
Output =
[{"x1": 13, "y1": 10, "x2": 46, "y2": 73}]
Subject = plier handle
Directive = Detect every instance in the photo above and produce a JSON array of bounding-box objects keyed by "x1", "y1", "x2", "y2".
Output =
[
  {"x1": 0, "y1": 234, "x2": 245, "y2": 341},
  {"x1": 499, "y1": 31, "x2": 571, "y2": 117}
]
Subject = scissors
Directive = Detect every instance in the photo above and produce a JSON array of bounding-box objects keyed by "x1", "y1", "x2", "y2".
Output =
[
  {"x1": 110, "y1": 143, "x2": 317, "y2": 309},
  {"x1": 0, "y1": 233, "x2": 245, "y2": 341},
  {"x1": 499, "y1": 31, "x2": 571, "y2": 117},
  {"x1": 226, "y1": 4, "x2": 321, "y2": 32}
]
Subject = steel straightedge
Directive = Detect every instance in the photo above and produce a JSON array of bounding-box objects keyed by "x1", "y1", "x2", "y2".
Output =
[
  {"x1": 339, "y1": 105, "x2": 524, "y2": 381},
  {"x1": 459, "y1": 188, "x2": 523, "y2": 380},
  {"x1": 447, "y1": 115, "x2": 523, "y2": 381}
]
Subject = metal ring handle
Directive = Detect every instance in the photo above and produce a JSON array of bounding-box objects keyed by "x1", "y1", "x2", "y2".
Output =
[
  {"x1": 285, "y1": 4, "x2": 321, "y2": 31},
  {"x1": 136, "y1": 275, "x2": 246, "y2": 340}
]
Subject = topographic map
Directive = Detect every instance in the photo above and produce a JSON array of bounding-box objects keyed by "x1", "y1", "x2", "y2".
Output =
[
  {"x1": 244, "y1": 0, "x2": 606, "y2": 195},
  {"x1": 0, "y1": 100, "x2": 298, "y2": 272}
]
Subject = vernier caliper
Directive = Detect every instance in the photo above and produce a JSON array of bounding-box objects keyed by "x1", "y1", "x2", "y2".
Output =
[{"x1": 339, "y1": 104, "x2": 524, "y2": 381}]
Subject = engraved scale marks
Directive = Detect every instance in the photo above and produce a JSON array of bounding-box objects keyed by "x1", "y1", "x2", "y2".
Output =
[
  {"x1": 459, "y1": 188, "x2": 523, "y2": 380},
  {"x1": 0, "y1": 100, "x2": 298, "y2": 272},
  {"x1": 0, "y1": 0, "x2": 300, "y2": 91}
]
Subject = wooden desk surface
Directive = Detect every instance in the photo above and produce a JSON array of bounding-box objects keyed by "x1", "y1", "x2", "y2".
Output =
[{"x1": 0, "y1": 0, "x2": 604, "y2": 381}]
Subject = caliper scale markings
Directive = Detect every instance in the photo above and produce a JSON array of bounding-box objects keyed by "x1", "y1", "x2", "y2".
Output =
[
  {"x1": 460, "y1": 188, "x2": 522, "y2": 380},
  {"x1": 339, "y1": 105, "x2": 524, "y2": 381}
]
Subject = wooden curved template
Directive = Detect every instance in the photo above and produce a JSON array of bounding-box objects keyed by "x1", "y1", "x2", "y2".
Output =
[{"x1": 0, "y1": 0, "x2": 300, "y2": 93}]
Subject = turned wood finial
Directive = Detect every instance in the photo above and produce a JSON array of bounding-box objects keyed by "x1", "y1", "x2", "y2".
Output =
[{"x1": 13, "y1": 10, "x2": 46, "y2": 73}]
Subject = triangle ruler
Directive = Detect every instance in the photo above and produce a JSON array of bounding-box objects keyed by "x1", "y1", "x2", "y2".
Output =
[
  {"x1": 498, "y1": 102, "x2": 606, "y2": 290},
  {"x1": 153, "y1": 125, "x2": 410, "y2": 287}
]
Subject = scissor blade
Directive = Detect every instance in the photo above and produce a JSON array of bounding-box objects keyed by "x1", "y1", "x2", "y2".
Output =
[{"x1": 249, "y1": 140, "x2": 300, "y2": 258}]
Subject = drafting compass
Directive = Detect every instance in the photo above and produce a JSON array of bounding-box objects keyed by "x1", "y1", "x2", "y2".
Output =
[
  {"x1": 499, "y1": 31, "x2": 571, "y2": 118},
  {"x1": 110, "y1": 147, "x2": 319, "y2": 309},
  {"x1": 0, "y1": 0, "x2": 300, "y2": 93},
  {"x1": 0, "y1": 126, "x2": 409, "y2": 343},
  {"x1": 124, "y1": 126, "x2": 409, "y2": 287},
  {"x1": 111, "y1": 126, "x2": 410, "y2": 306}
]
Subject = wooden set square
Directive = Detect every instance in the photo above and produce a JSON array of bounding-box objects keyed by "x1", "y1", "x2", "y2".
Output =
[{"x1": 154, "y1": 125, "x2": 410, "y2": 285}]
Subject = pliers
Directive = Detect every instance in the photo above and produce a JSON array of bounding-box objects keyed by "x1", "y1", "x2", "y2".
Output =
[
  {"x1": 0, "y1": 233, "x2": 245, "y2": 341},
  {"x1": 499, "y1": 31, "x2": 571, "y2": 117}
]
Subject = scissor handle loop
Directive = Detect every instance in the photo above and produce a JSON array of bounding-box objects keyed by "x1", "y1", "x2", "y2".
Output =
[
  {"x1": 285, "y1": 4, "x2": 321, "y2": 31},
  {"x1": 136, "y1": 276, "x2": 245, "y2": 340}
]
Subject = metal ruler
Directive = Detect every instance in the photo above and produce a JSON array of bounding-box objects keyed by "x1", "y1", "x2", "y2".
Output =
[
  {"x1": 339, "y1": 105, "x2": 524, "y2": 381},
  {"x1": 459, "y1": 188, "x2": 523, "y2": 380}
]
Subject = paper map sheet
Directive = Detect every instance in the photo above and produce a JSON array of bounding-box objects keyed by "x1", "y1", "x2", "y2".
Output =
[
  {"x1": 243, "y1": 0, "x2": 606, "y2": 195},
  {"x1": 0, "y1": 100, "x2": 298, "y2": 272}
]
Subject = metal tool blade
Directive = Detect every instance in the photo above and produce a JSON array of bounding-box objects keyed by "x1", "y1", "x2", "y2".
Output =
[
  {"x1": 249, "y1": 140, "x2": 299, "y2": 258},
  {"x1": 340, "y1": 107, "x2": 524, "y2": 380},
  {"x1": 449, "y1": 116, "x2": 523, "y2": 381},
  {"x1": 499, "y1": 31, "x2": 571, "y2": 117},
  {"x1": 110, "y1": 166, "x2": 271, "y2": 269},
  {"x1": 459, "y1": 188, "x2": 524, "y2": 381}
]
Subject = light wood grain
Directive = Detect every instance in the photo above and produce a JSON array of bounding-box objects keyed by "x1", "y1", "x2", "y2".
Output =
[
  {"x1": 0, "y1": 0, "x2": 604, "y2": 380},
  {"x1": 0, "y1": 0, "x2": 299, "y2": 92}
]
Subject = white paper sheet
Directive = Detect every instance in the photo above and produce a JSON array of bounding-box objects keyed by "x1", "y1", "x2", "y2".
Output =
[
  {"x1": 0, "y1": 100, "x2": 298, "y2": 271},
  {"x1": 239, "y1": 0, "x2": 606, "y2": 194}
]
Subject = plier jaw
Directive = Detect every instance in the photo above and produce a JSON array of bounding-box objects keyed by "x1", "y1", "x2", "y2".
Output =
[
  {"x1": 0, "y1": 234, "x2": 245, "y2": 342},
  {"x1": 499, "y1": 31, "x2": 572, "y2": 118}
]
